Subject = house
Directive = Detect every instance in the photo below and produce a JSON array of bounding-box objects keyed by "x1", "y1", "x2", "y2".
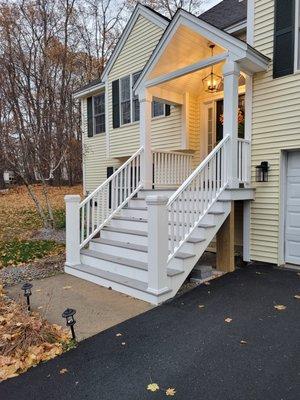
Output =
[{"x1": 65, "y1": 0, "x2": 298, "y2": 305}]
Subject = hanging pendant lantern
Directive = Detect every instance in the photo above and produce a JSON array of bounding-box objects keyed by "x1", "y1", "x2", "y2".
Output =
[{"x1": 202, "y1": 44, "x2": 223, "y2": 93}]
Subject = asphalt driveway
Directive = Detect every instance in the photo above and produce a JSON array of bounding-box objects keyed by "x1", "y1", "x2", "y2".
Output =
[{"x1": 1, "y1": 264, "x2": 300, "y2": 400}]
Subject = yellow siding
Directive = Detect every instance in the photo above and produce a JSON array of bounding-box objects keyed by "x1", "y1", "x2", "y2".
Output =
[
  {"x1": 83, "y1": 15, "x2": 186, "y2": 192},
  {"x1": 251, "y1": 0, "x2": 300, "y2": 264},
  {"x1": 81, "y1": 98, "x2": 120, "y2": 193},
  {"x1": 108, "y1": 15, "x2": 183, "y2": 158}
]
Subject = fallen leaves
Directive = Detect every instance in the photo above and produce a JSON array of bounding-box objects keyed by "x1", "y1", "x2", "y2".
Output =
[
  {"x1": 0, "y1": 286, "x2": 71, "y2": 382},
  {"x1": 62, "y1": 286, "x2": 72, "y2": 290},
  {"x1": 166, "y1": 388, "x2": 176, "y2": 396},
  {"x1": 294, "y1": 294, "x2": 300, "y2": 300},
  {"x1": 198, "y1": 304, "x2": 205, "y2": 309},
  {"x1": 240, "y1": 340, "x2": 247, "y2": 345},
  {"x1": 147, "y1": 383, "x2": 160, "y2": 392},
  {"x1": 274, "y1": 304, "x2": 286, "y2": 311},
  {"x1": 224, "y1": 318, "x2": 232, "y2": 323},
  {"x1": 116, "y1": 333, "x2": 122, "y2": 337},
  {"x1": 147, "y1": 382, "x2": 177, "y2": 396},
  {"x1": 59, "y1": 368, "x2": 68, "y2": 374}
]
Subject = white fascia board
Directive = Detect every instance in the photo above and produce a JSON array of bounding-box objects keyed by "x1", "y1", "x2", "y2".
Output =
[
  {"x1": 225, "y1": 19, "x2": 247, "y2": 35},
  {"x1": 73, "y1": 83, "x2": 105, "y2": 100},
  {"x1": 101, "y1": 4, "x2": 169, "y2": 82}
]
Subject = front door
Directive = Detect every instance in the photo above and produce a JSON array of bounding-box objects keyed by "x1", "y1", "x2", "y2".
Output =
[{"x1": 285, "y1": 151, "x2": 300, "y2": 265}]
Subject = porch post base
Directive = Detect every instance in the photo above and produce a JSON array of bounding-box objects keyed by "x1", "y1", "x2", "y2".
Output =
[{"x1": 216, "y1": 201, "x2": 235, "y2": 272}]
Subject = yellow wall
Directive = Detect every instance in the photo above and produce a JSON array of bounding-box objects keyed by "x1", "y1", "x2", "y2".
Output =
[
  {"x1": 251, "y1": 0, "x2": 300, "y2": 264},
  {"x1": 82, "y1": 15, "x2": 186, "y2": 192}
]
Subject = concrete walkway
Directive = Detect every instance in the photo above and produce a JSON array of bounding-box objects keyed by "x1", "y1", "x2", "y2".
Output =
[
  {"x1": 7, "y1": 274, "x2": 152, "y2": 341},
  {"x1": 1, "y1": 264, "x2": 300, "y2": 400}
]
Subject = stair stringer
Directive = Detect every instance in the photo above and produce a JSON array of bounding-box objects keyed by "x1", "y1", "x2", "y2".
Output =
[{"x1": 165, "y1": 201, "x2": 232, "y2": 297}]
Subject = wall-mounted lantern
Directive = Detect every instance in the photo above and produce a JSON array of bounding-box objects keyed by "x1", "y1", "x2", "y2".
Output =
[{"x1": 256, "y1": 161, "x2": 269, "y2": 182}]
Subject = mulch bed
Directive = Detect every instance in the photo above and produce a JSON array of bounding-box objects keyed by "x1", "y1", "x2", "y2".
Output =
[{"x1": 0, "y1": 254, "x2": 65, "y2": 288}]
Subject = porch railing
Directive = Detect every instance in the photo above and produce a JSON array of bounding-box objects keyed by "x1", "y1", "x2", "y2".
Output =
[
  {"x1": 237, "y1": 138, "x2": 250, "y2": 185},
  {"x1": 79, "y1": 147, "x2": 143, "y2": 248},
  {"x1": 152, "y1": 150, "x2": 193, "y2": 188},
  {"x1": 166, "y1": 135, "x2": 230, "y2": 261}
]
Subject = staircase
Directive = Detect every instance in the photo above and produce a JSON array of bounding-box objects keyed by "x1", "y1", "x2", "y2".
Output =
[{"x1": 65, "y1": 135, "x2": 251, "y2": 305}]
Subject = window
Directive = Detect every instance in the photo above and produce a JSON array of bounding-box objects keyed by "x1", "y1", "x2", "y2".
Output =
[
  {"x1": 132, "y1": 72, "x2": 141, "y2": 122},
  {"x1": 120, "y1": 76, "x2": 131, "y2": 125},
  {"x1": 113, "y1": 72, "x2": 171, "y2": 127},
  {"x1": 152, "y1": 101, "x2": 165, "y2": 118},
  {"x1": 93, "y1": 93, "x2": 105, "y2": 134}
]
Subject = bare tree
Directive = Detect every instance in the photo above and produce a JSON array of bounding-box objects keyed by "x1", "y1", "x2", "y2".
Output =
[{"x1": 127, "y1": 0, "x2": 207, "y2": 18}]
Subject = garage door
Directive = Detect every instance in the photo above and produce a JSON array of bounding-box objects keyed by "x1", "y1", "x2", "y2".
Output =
[{"x1": 285, "y1": 151, "x2": 300, "y2": 265}]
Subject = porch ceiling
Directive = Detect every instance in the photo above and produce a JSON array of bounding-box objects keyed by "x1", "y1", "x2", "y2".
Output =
[
  {"x1": 149, "y1": 61, "x2": 225, "y2": 97},
  {"x1": 148, "y1": 25, "x2": 225, "y2": 80}
]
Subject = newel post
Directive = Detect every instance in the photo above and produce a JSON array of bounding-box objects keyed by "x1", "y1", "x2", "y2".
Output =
[
  {"x1": 139, "y1": 90, "x2": 153, "y2": 189},
  {"x1": 64, "y1": 195, "x2": 81, "y2": 267},
  {"x1": 146, "y1": 195, "x2": 169, "y2": 295},
  {"x1": 223, "y1": 59, "x2": 240, "y2": 188}
]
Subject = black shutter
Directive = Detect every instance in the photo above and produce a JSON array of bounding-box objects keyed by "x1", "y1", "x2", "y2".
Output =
[
  {"x1": 273, "y1": 0, "x2": 295, "y2": 78},
  {"x1": 112, "y1": 80, "x2": 120, "y2": 128},
  {"x1": 165, "y1": 104, "x2": 171, "y2": 116},
  {"x1": 107, "y1": 166, "x2": 114, "y2": 208},
  {"x1": 87, "y1": 97, "x2": 93, "y2": 137}
]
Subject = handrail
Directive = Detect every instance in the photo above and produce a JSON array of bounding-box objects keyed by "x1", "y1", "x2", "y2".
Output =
[
  {"x1": 81, "y1": 146, "x2": 144, "y2": 207},
  {"x1": 168, "y1": 135, "x2": 230, "y2": 207},
  {"x1": 167, "y1": 135, "x2": 230, "y2": 261},
  {"x1": 79, "y1": 147, "x2": 143, "y2": 248}
]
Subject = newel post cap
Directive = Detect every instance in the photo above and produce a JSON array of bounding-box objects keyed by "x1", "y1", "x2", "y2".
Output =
[
  {"x1": 64, "y1": 194, "x2": 81, "y2": 203},
  {"x1": 146, "y1": 195, "x2": 168, "y2": 206}
]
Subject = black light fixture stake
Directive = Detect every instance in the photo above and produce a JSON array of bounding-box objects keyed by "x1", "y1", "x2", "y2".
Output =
[
  {"x1": 62, "y1": 308, "x2": 76, "y2": 340},
  {"x1": 21, "y1": 282, "x2": 33, "y2": 311}
]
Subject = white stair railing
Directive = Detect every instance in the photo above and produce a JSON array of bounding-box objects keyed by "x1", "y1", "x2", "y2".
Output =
[
  {"x1": 167, "y1": 135, "x2": 230, "y2": 261},
  {"x1": 237, "y1": 138, "x2": 250, "y2": 185},
  {"x1": 79, "y1": 147, "x2": 143, "y2": 248},
  {"x1": 152, "y1": 150, "x2": 193, "y2": 187}
]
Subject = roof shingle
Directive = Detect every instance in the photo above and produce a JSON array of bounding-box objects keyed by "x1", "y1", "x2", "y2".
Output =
[{"x1": 199, "y1": 0, "x2": 247, "y2": 30}]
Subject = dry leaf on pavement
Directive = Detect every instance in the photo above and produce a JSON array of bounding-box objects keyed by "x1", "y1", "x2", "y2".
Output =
[
  {"x1": 166, "y1": 388, "x2": 176, "y2": 396},
  {"x1": 116, "y1": 333, "x2": 122, "y2": 337},
  {"x1": 147, "y1": 383, "x2": 159, "y2": 392},
  {"x1": 294, "y1": 295, "x2": 300, "y2": 299},
  {"x1": 274, "y1": 304, "x2": 286, "y2": 311},
  {"x1": 62, "y1": 286, "x2": 72, "y2": 290},
  {"x1": 198, "y1": 305, "x2": 205, "y2": 309},
  {"x1": 240, "y1": 340, "x2": 247, "y2": 345},
  {"x1": 59, "y1": 368, "x2": 68, "y2": 374},
  {"x1": 224, "y1": 318, "x2": 232, "y2": 323}
]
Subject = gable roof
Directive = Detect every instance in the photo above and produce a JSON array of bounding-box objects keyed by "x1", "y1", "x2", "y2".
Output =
[
  {"x1": 101, "y1": 4, "x2": 169, "y2": 81},
  {"x1": 133, "y1": 8, "x2": 269, "y2": 94},
  {"x1": 199, "y1": 0, "x2": 247, "y2": 30}
]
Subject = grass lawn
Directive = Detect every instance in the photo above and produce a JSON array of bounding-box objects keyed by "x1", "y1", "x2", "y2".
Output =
[{"x1": 0, "y1": 185, "x2": 82, "y2": 267}]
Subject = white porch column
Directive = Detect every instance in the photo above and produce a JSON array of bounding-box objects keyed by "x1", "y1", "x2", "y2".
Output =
[
  {"x1": 146, "y1": 195, "x2": 169, "y2": 295},
  {"x1": 139, "y1": 90, "x2": 153, "y2": 189},
  {"x1": 223, "y1": 59, "x2": 240, "y2": 188},
  {"x1": 65, "y1": 195, "x2": 81, "y2": 267}
]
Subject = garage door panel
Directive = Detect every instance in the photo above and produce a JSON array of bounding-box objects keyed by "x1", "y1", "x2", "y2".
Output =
[{"x1": 285, "y1": 152, "x2": 300, "y2": 265}]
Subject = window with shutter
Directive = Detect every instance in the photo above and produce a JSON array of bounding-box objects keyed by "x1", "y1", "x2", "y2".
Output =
[
  {"x1": 273, "y1": 0, "x2": 295, "y2": 78},
  {"x1": 93, "y1": 93, "x2": 105, "y2": 134}
]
